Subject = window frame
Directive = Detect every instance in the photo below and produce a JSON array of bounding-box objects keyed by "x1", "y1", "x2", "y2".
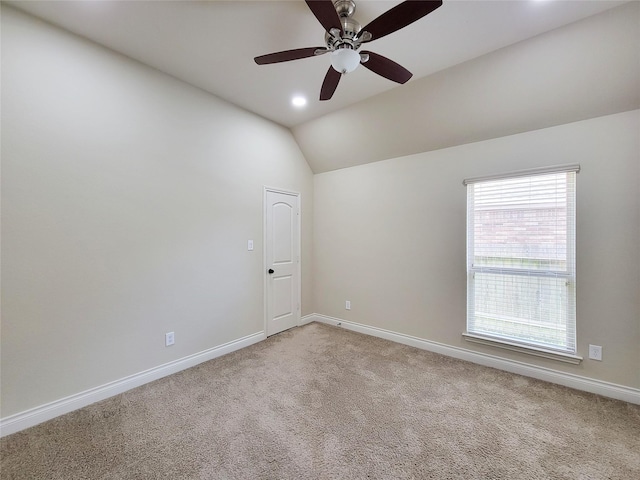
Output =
[{"x1": 463, "y1": 164, "x2": 582, "y2": 364}]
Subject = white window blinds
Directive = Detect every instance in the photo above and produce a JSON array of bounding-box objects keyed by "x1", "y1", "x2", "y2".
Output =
[{"x1": 466, "y1": 167, "x2": 577, "y2": 354}]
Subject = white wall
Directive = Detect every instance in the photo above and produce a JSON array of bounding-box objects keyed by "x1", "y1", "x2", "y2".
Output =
[
  {"x1": 313, "y1": 110, "x2": 640, "y2": 389},
  {"x1": 2, "y1": 2, "x2": 639, "y2": 429},
  {"x1": 0, "y1": 6, "x2": 313, "y2": 418}
]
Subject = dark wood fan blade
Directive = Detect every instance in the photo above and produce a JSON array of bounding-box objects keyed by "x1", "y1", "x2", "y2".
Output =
[
  {"x1": 305, "y1": 0, "x2": 343, "y2": 35},
  {"x1": 254, "y1": 47, "x2": 326, "y2": 65},
  {"x1": 361, "y1": 0, "x2": 442, "y2": 42},
  {"x1": 320, "y1": 67, "x2": 341, "y2": 101},
  {"x1": 360, "y1": 51, "x2": 412, "y2": 84}
]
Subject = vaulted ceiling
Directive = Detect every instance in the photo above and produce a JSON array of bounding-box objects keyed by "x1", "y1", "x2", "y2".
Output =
[{"x1": 8, "y1": 1, "x2": 639, "y2": 172}]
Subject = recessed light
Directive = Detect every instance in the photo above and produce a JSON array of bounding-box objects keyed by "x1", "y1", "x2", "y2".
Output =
[{"x1": 292, "y1": 96, "x2": 307, "y2": 108}]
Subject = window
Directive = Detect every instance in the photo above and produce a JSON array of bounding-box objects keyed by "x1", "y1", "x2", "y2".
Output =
[{"x1": 464, "y1": 165, "x2": 579, "y2": 359}]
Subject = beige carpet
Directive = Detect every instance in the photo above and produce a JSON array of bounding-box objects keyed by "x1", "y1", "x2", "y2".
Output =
[{"x1": 1, "y1": 322, "x2": 639, "y2": 479}]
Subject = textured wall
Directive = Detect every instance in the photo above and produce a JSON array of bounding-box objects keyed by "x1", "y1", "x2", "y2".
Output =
[
  {"x1": 1, "y1": 6, "x2": 313, "y2": 417},
  {"x1": 313, "y1": 110, "x2": 640, "y2": 389}
]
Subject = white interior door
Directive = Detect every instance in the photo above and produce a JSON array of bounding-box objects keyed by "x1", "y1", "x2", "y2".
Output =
[{"x1": 265, "y1": 189, "x2": 300, "y2": 336}]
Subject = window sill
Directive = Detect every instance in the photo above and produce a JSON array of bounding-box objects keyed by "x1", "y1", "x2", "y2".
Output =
[{"x1": 462, "y1": 333, "x2": 583, "y2": 364}]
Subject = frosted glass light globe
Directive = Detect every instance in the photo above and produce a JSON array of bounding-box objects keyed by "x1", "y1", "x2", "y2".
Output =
[{"x1": 331, "y1": 49, "x2": 361, "y2": 74}]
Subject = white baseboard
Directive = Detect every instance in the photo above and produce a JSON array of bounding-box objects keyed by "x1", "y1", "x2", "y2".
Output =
[
  {"x1": 309, "y1": 314, "x2": 640, "y2": 405},
  {"x1": 4, "y1": 316, "x2": 637, "y2": 437},
  {"x1": 300, "y1": 313, "x2": 316, "y2": 326},
  {"x1": 0, "y1": 331, "x2": 266, "y2": 437}
]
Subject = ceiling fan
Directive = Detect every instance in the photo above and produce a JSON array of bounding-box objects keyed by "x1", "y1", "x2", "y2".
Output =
[{"x1": 254, "y1": 0, "x2": 443, "y2": 101}]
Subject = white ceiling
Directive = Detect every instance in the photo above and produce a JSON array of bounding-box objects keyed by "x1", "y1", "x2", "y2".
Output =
[{"x1": 9, "y1": 0, "x2": 630, "y2": 128}]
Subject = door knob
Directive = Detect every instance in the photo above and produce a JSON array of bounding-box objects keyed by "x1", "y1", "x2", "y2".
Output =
[{"x1": 268, "y1": 268, "x2": 274, "y2": 274}]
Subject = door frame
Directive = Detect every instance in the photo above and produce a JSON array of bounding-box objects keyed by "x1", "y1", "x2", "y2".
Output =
[{"x1": 263, "y1": 186, "x2": 302, "y2": 336}]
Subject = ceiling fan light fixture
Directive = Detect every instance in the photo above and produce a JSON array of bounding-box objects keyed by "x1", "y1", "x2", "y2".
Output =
[{"x1": 331, "y1": 48, "x2": 361, "y2": 74}]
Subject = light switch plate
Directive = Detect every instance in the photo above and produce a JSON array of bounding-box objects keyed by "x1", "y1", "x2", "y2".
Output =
[{"x1": 248, "y1": 240, "x2": 254, "y2": 251}]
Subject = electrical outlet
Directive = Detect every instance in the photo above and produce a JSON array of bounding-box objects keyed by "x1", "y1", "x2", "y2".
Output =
[
  {"x1": 588, "y1": 344, "x2": 602, "y2": 361},
  {"x1": 345, "y1": 300, "x2": 351, "y2": 310},
  {"x1": 165, "y1": 332, "x2": 175, "y2": 347}
]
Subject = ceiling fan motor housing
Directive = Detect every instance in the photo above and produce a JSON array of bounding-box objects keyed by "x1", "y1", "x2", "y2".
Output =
[
  {"x1": 341, "y1": 17, "x2": 362, "y2": 40},
  {"x1": 325, "y1": 0, "x2": 362, "y2": 52}
]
